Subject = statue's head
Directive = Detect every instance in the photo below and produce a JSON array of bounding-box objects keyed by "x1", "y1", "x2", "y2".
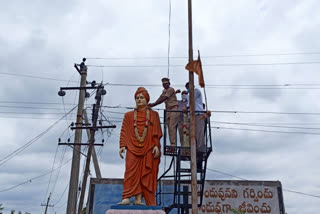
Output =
[{"x1": 134, "y1": 87, "x2": 150, "y2": 109}]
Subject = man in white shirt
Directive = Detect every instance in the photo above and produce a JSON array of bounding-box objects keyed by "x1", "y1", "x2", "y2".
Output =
[{"x1": 185, "y1": 82, "x2": 205, "y2": 150}]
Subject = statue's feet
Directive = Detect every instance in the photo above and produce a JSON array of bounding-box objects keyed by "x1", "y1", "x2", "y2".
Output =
[
  {"x1": 134, "y1": 200, "x2": 146, "y2": 205},
  {"x1": 118, "y1": 198, "x2": 130, "y2": 205}
]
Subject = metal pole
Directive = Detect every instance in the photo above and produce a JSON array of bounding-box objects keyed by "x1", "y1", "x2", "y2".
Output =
[
  {"x1": 187, "y1": 0, "x2": 198, "y2": 213},
  {"x1": 77, "y1": 87, "x2": 103, "y2": 214},
  {"x1": 66, "y1": 68, "x2": 87, "y2": 214},
  {"x1": 83, "y1": 110, "x2": 102, "y2": 179}
]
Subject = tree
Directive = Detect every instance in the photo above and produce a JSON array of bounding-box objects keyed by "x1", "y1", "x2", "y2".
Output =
[
  {"x1": 0, "y1": 203, "x2": 4, "y2": 214},
  {"x1": 230, "y1": 209, "x2": 246, "y2": 214},
  {"x1": 82, "y1": 207, "x2": 86, "y2": 214}
]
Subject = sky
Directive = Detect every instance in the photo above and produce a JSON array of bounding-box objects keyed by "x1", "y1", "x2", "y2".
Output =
[{"x1": 0, "y1": 0, "x2": 320, "y2": 213}]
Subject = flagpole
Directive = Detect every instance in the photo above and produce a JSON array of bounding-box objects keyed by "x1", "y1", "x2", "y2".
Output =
[{"x1": 187, "y1": 0, "x2": 198, "y2": 213}]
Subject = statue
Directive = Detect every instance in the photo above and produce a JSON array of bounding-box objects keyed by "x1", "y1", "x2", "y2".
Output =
[{"x1": 118, "y1": 87, "x2": 162, "y2": 206}]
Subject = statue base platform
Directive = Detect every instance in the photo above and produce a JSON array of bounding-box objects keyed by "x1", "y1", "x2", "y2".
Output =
[{"x1": 106, "y1": 205, "x2": 165, "y2": 214}]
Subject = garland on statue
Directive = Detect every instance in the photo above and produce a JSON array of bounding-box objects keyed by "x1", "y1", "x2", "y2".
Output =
[{"x1": 133, "y1": 108, "x2": 150, "y2": 147}]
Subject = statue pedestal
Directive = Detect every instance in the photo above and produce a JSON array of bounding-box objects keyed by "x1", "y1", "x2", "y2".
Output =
[{"x1": 106, "y1": 205, "x2": 165, "y2": 214}]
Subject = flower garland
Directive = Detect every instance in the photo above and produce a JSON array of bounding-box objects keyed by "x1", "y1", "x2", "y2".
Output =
[{"x1": 133, "y1": 108, "x2": 150, "y2": 147}]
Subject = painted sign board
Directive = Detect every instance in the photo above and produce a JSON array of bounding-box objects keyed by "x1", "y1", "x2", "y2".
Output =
[
  {"x1": 198, "y1": 180, "x2": 285, "y2": 213},
  {"x1": 87, "y1": 178, "x2": 285, "y2": 214}
]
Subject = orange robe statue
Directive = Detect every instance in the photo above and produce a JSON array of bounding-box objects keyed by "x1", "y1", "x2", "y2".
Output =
[{"x1": 119, "y1": 87, "x2": 162, "y2": 206}]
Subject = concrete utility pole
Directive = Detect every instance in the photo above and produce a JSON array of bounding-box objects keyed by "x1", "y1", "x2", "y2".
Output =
[
  {"x1": 41, "y1": 193, "x2": 54, "y2": 214},
  {"x1": 77, "y1": 86, "x2": 103, "y2": 214},
  {"x1": 83, "y1": 110, "x2": 102, "y2": 179},
  {"x1": 66, "y1": 66, "x2": 87, "y2": 214},
  {"x1": 187, "y1": 0, "x2": 198, "y2": 213}
]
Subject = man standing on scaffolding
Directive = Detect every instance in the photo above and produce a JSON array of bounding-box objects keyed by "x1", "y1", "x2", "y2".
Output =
[
  {"x1": 185, "y1": 82, "x2": 205, "y2": 150},
  {"x1": 149, "y1": 78, "x2": 179, "y2": 147}
]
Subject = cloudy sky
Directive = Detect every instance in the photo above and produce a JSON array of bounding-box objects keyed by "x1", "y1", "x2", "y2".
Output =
[{"x1": 1, "y1": 0, "x2": 320, "y2": 213}]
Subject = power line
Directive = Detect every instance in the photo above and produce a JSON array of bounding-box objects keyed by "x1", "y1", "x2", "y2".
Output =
[
  {"x1": 54, "y1": 183, "x2": 69, "y2": 205},
  {"x1": 0, "y1": 158, "x2": 72, "y2": 193},
  {"x1": 0, "y1": 105, "x2": 68, "y2": 110},
  {"x1": 43, "y1": 146, "x2": 60, "y2": 204},
  {"x1": 0, "y1": 115, "x2": 73, "y2": 120},
  {"x1": 86, "y1": 61, "x2": 320, "y2": 68},
  {"x1": 0, "y1": 111, "x2": 76, "y2": 115},
  {"x1": 86, "y1": 51, "x2": 320, "y2": 59},
  {"x1": 0, "y1": 72, "x2": 79, "y2": 83},
  {"x1": 0, "y1": 101, "x2": 76, "y2": 105},
  {"x1": 211, "y1": 126, "x2": 320, "y2": 135},
  {"x1": 104, "y1": 82, "x2": 320, "y2": 88},
  {"x1": 283, "y1": 189, "x2": 320, "y2": 199},
  {"x1": 101, "y1": 106, "x2": 320, "y2": 115},
  {"x1": 211, "y1": 120, "x2": 320, "y2": 130},
  {"x1": 1, "y1": 104, "x2": 319, "y2": 117},
  {"x1": 2, "y1": 69, "x2": 320, "y2": 89},
  {"x1": 167, "y1": 0, "x2": 172, "y2": 78},
  {"x1": 211, "y1": 110, "x2": 320, "y2": 115},
  {"x1": 0, "y1": 106, "x2": 77, "y2": 167},
  {"x1": 207, "y1": 168, "x2": 320, "y2": 199}
]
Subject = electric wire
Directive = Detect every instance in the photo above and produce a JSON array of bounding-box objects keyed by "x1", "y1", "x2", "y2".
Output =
[
  {"x1": 207, "y1": 168, "x2": 320, "y2": 199},
  {"x1": 211, "y1": 126, "x2": 320, "y2": 135},
  {"x1": 0, "y1": 72, "x2": 78, "y2": 83},
  {"x1": 167, "y1": 0, "x2": 172, "y2": 78},
  {"x1": 0, "y1": 105, "x2": 68, "y2": 110},
  {"x1": 211, "y1": 121, "x2": 320, "y2": 130},
  {"x1": 2, "y1": 68, "x2": 320, "y2": 89},
  {"x1": 43, "y1": 145, "x2": 59, "y2": 204},
  {"x1": 0, "y1": 158, "x2": 72, "y2": 193},
  {"x1": 101, "y1": 105, "x2": 320, "y2": 115},
  {"x1": 54, "y1": 183, "x2": 69, "y2": 205},
  {"x1": 98, "y1": 110, "x2": 320, "y2": 130},
  {"x1": 50, "y1": 145, "x2": 68, "y2": 201},
  {"x1": 86, "y1": 51, "x2": 320, "y2": 59},
  {"x1": 0, "y1": 105, "x2": 77, "y2": 167},
  {"x1": 86, "y1": 61, "x2": 320, "y2": 68},
  {"x1": 0, "y1": 101, "x2": 76, "y2": 105}
]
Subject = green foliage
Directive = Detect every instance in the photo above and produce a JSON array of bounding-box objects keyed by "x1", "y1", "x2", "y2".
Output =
[
  {"x1": 82, "y1": 207, "x2": 87, "y2": 214},
  {"x1": 230, "y1": 208, "x2": 246, "y2": 214},
  {"x1": 11, "y1": 210, "x2": 15, "y2": 214},
  {"x1": 18, "y1": 211, "x2": 22, "y2": 214},
  {"x1": 0, "y1": 203, "x2": 4, "y2": 214}
]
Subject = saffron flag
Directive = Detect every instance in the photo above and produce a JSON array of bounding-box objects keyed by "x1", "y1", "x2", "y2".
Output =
[{"x1": 185, "y1": 50, "x2": 205, "y2": 88}]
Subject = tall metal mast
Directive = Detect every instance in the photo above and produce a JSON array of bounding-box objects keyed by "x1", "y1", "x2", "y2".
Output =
[{"x1": 187, "y1": 0, "x2": 198, "y2": 213}]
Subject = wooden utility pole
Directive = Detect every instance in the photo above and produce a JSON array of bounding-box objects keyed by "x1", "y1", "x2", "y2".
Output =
[
  {"x1": 66, "y1": 66, "x2": 87, "y2": 214},
  {"x1": 188, "y1": 0, "x2": 198, "y2": 213},
  {"x1": 83, "y1": 110, "x2": 102, "y2": 179},
  {"x1": 77, "y1": 86, "x2": 103, "y2": 214},
  {"x1": 41, "y1": 193, "x2": 54, "y2": 214}
]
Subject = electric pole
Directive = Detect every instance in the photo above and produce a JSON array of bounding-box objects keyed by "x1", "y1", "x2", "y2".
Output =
[
  {"x1": 77, "y1": 85, "x2": 106, "y2": 214},
  {"x1": 41, "y1": 193, "x2": 54, "y2": 214},
  {"x1": 83, "y1": 110, "x2": 102, "y2": 179},
  {"x1": 187, "y1": 0, "x2": 198, "y2": 213},
  {"x1": 66, "y1": 61, "x2": 87, "y2": 214}
]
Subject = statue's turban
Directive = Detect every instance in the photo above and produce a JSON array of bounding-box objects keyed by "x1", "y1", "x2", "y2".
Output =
[{"x1": 134, "y1": 87, "x2": 150, "y2": 103}]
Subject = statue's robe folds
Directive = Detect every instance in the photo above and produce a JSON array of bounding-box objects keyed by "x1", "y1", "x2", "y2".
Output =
[{"x1": 120, "y1": 108, "x2": 162, "y2": 205}]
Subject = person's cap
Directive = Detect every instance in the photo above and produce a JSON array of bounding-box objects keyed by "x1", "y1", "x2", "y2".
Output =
[{"x1": 161, "y1": 77, "x2": 170, "y2": 83}]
